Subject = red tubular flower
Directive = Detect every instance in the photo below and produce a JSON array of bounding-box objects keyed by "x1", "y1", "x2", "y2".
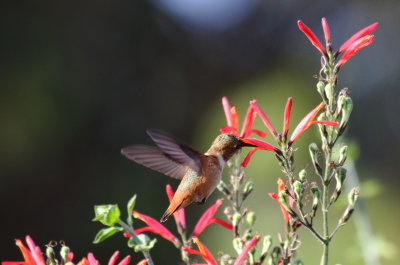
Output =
[
  {"x1": 282, "y1": 97, "x2": 293, "y2": 137},
  {"x1": 250, "y1": 100, "x2": 278, "y2": 139},
  {"x1": 233, "y1": 236, "x2": 260, "y2": 265},
  {"x1": 107, "y1": 252, "x2": 131, "y2": 265},
  {"x1": 297, "y1": 20, "x2": 326, "y2": 56},
  {"x1": 221, "y1": 97, "x2": 267, "y2": 138},
  {"x1": 2, "y1": 236, "x2": 45, "y2": 265},
  {"x1": 336, "y1": 35, "x2": 375, "y2": 69},
  {"x1": 192, "y1": 198, "x2": 233, "y2": 237},
  {"x1": 182, "y1": 237, "x2": 217, "y2": 265},
  {"x1": 268, "y1": 178, "x2": 289, "y2": 224},
  {"x1": 289, "y1": 102, "x2": 338, "y2": 145},
  {"x1": 166, "y1": 184, "x2": 186, "y2": 231},
  {"x1": 338, "y1": 22, "x2": 379, "y2": 54},
  {"x1": 321, "y1": 17, "x2": 331, "y2": 45},
  {"x1": 133, "y1": 211, "x2": 181, "y2": 247}
]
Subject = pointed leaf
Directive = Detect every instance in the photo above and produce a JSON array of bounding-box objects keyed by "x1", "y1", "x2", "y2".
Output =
[{"x1": 93, "y1": 227, "x2": 123, "y2": 244}]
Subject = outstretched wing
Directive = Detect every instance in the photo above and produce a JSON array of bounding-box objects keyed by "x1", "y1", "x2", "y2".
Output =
[
  {"x1": 121, "y1": 145, "x2": 189, "y2": 180},
  {"x1": 146, "y1": 129, "x2": 202, "y2": 174}
]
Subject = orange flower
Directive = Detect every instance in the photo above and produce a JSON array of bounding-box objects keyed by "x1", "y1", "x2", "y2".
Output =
[
  {"x1": 289, "y1": 102, "x2": 338, "y2": 145},
  {"x1": 192, "y1": 198, "x2": 233, "y2": 237},
  {"x1": 2, "y1": 236, "x2": 45, "y2": 265},
  {"x1": 268, "y1": 178, "x2": 289, "y2": 224},
  {"x1": 182, "y1": 237, "x2": 217, "y2": 265},
  {"x1": 220, "y1": 97, "x2": 267, "y2": 138},
  {"x1": 133, "y1": 211, "x2": 181, "y2": 247}
]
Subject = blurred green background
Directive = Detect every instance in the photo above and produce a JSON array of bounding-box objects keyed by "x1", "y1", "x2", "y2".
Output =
[{"x1": 1, "y1": 0, "x2": 398, "y2": 264}]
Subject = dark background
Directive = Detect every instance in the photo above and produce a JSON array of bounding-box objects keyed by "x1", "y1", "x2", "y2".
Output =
[{"x1": 1, "y1": 0, "x2": 398, "y2": 264}]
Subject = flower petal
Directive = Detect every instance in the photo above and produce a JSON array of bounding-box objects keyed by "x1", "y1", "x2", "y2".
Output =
[
  {"x1": 166, "y1": 185, "x2": 186, "y2": 230},
  {"x1": 240, "y1": 105, "x2": 256, "y2": 138},
  {"x1": 233, "y1": 236, "x2": 260, "y2": 265},
  {"x1": 289, "y1": 102, "x2": 325, "y2": 144},
  {"x1": 192, "y1": 199, "x2": 223, "y2": 237},
  {"x1": 338, "y1": 22, "x2": 378, "y2": 53},
  {"x1": 219, "y1": 126, "x2": 236, "y2": 134},
  {"x1": 250, "y1": 129, "x2": 267, "y2": 137},
  {"x1": 108, "y1": 251, "x2": 120, "y2": 265},
  {"x1": 77, "y1": 258, "x2": 90, "y2": 265},
  {"x1": 231, "y1": 106, "x2": 239, "y2": 136},
  {"x1": 222, "y1": 97, "x2": 234, "y2": 128},
  {"x1": 321, "y1": 17, "x2": 331, "y2": 45},
  {"x1": 210, "y1": 218, "x2": 234, "y2": 230},
  {"x1": 133, "y1": 211, "x2": 180, "y2": 247},
  {"x1": 117, "y1": 255, "x2": 131, "y2": 265},
  {"x1": 309, "y1": 120, "x2": 339, "y2": 126},
  {"x1": 193, "y1": 237, "x2": 217, "y2": 265},
  {"x1": 241, "y1": 147, "x2": 261, "y2": 168},
  {"x1": 15, "y1": 239, "x2": 35, "y2": 265},
  {"x1": 240, "y1": 138, "x2": 278, "y2": 152},
  {"x1": 250, "y1": 100, "x2": 278, "y2": 139},
  {"x1": 337, "y1": 35, "x2": 375, "y2": 68},
  {"x1": 297, "y1": 20, "x2": 326, "y2": 55},
  {"x1": 88, "y1": 253, "x2": 100, "y2": 265},
  {"x1": 25, "y1": 236, "x2": 45, "y2": 265},
  {"x1": 283, "y1": 97, "x2": 293, "y2": 137},
  {"x1": 134, "y1": 227, "x2": 153, "y2": 234},
  {"x1": 268, "y1": 192, "x2": 279, "y2": 200}
]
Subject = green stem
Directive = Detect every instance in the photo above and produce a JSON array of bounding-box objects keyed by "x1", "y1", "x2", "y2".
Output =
[
  {"x1": 320, "y1": 152, "x2": 331, "y2": 265},
  {"x1": 118, "y1": 220, "x2": 155, "y2": 265}
]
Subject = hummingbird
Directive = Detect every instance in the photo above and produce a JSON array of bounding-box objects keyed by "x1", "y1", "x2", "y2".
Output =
[{"x1": 121, "y1": 130, "x2": 256, "y2": 223}]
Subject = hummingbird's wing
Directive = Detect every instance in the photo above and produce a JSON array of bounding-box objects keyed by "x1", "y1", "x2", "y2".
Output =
[
  {"x1": 121, "y1": 145, "x2": 190, "y2": 180},
  {"x1": 146, "y1": 130, "x2": 202, "y2": 173}
]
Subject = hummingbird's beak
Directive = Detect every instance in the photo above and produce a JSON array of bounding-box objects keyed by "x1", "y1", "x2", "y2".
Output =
[{"x1": 239, "y1": 139, "x2": 258, "y2": 148}]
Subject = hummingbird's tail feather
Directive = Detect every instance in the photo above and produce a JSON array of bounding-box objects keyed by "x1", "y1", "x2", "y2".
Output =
[{"x1": 160, "y1": 198, "x2": 186, "y2": 223}]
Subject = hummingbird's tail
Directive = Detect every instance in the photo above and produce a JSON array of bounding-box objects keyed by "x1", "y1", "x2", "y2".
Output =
[{"x1": 160, "y1": 198, "x2": 186, "y2": 223}]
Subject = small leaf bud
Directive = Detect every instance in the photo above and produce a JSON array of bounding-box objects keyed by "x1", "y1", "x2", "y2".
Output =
[
  {"x1": 339, "y1": 96, "x2": 353, "y2": 134},
  {"x1": 217, "y1": 181, "x2": 231, "y2": 197},
  {"x1": 299, "y1": 169, "x2": 307, "y2": 181},
  {"x1": 338, "y1": 145, "x2": 348, "y2": 165},
  {"x1": 261, "y1": 235, "x2": 272, "y2": 257},
  {"x1": 330, "y1": 168, "x2": 347, "y2": 204},
  {"x1": 317, "y1": 81, "x2": 327, "y2": 100},
  {"x1": 60, "y1": 245, "x2": 70, "y2": 263},
  {"x1": 232, "y1": 212, "x2": 241, "y2": 227},
  {"x1": 309, "y1": 143, "x2": 322, "y2": 176},
  {"x1": 242, "y1": 181, "x2": 254, "y2": 200},
  {"x1": 246, "y1": 211, "x2": 256, "y2": 226},
  {"x1": 348, "y1": 187, "x2": 360, "y2": 206},
  {"x1": 325, "y1": 83, "x2": 335, "y2": 107},
  {"x1": 311, "y1": 185, "x2": 321, "y2": 217},
  {"x1": 293, "y1": 180, "x2": 302, "y2": 201},
  {"x1": 278, "y1": 190, "x2": 291, "y2": 213},
  {"x1": 233, "y1": 238, "x2": 243, "y2": 255}
]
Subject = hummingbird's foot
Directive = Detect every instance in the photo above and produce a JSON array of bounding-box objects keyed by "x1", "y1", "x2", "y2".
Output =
[{"x1": 196, "y1": 197, "x2": 207, "y2": 205}]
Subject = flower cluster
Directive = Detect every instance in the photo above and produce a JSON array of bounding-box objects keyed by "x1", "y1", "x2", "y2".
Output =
[
  {"x1": 220, "y1": 97, "x2": 338, "y2": 167},
  {"x1": 2, "y1": 236, "x2": 147, "y2": 265},
  {"x1": 297, "y1": 18, "x2": 378, "y2": 71},
  {"x1": 126, "y1": 185, "x2": 233, "y2": 249}
]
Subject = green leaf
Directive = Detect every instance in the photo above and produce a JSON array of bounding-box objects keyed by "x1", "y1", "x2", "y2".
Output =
[
  {"x1": 127, "y1": 234, "x2": 157, "y2": 252},
  {"x1": 93, "y1": 204, "x2": 121, "y2": 226},
  {"x1": 127, "y1": 195, "x2": 137, "y2": 226},
  {"x1": 93, "y1": 227, "x2": 122, "y2": 244}
]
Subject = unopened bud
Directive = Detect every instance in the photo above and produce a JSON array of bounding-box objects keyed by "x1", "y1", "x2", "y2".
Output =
[
  {"x1": 233, "y1": 238, "x2": 243, "y2": 255},
  {"x1": 338, "y1": 145, "x2": 348, "y2": 165},
  {"x1": 246, "y1": 211, "x2": 256, "y2": 226},
  {"x1": 340, "y1": 207, "x2": 354, "y2": 224},
  {"x1": 299, "y1": 169, "x2": 307, "y2": 181},
  {"x1": 336, "y1": 88, "x2": 349, "y2": 115},
  {"x1": 311, "y1": 185, "x2": 321, "y2": 217},
  {"x1": 317, "y1": 81, "x2": 327, "y2": 101},
  {"x1": 330, "y1": 168, "x2": 347, "y2": 204},
  {"x1": 325, "y1": 83, "x2": 335, "y2": 108},
  {"x1": 232, "y1": 212, "x2": 241, "y2": 227},
  {"x1": 60, "y1": 246, "x2": 70, "y2": 263},
  {"x1": 242, "y1": 181, "x2": 254, "y2": 200},
  {"x1": 309, "y1": 143, "x2": 322, "y2": 176},
  {"x1": 278, "y1": 190, "x2": 291, "y2": 213},
  {"x1": 217, "y1": 181, "x2": 231, "y2": 197},
  {"x1": 46, "y1": 246, "x2": 57, "y2": 265},
  {"x1": 293, "y1": 180, "x2": 302, "y2": 201},
  {"x1": 339, "y1": 96, "x2": 353, "y2": 134},
  {"x1": 348, "y1": 187, "x2": 360, "y2": 206},
  {"x1": 261, "y1": 235, "x2": 272, "y2": 257}
]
